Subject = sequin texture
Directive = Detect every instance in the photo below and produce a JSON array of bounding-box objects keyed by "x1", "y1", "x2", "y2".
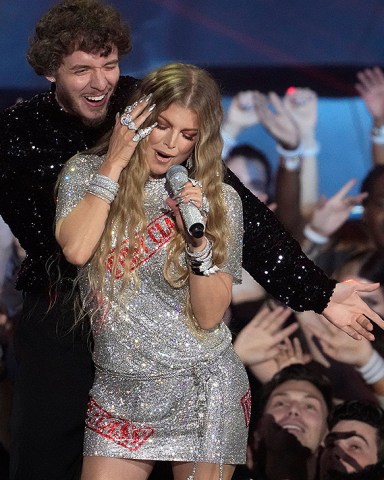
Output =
[
  {"x1": 0, "y1": 76, "x2": 138, "y2": 293},
  {"x1": 224, "y1": 168, "x2": 337, "y2": 313},
  {"x1": 0, "y1": 76, "x2": 335, "y2": 312},
  {"x1": 56, "y1": 153, "x2": 249, "y2": 464}
]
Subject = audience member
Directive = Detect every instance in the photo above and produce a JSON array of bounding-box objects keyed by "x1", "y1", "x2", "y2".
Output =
[
  {"x1": 234, "y1": 364, "x2": 333, "y2": 480},
  {"x1": 225, "y1": 144, "x2": 273, "y2": 204},
  {"x1": 319, "y1": 400, "x2": 384, "y2": 480}
]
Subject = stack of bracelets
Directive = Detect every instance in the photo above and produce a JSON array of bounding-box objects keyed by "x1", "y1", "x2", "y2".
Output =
[
  {"x1": 185, "y1": 237, "x2": 220, "y2": 276},
  {"x1": 86, "y1": 174, "x2": 119, "y2": 204}
]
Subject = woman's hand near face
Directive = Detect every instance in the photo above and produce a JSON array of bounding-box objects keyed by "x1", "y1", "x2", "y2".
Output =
[{"x1": 100, "y1": 98, "x2": 156, "y2": 180}]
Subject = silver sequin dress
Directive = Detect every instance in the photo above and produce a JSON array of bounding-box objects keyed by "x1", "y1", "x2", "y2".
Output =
[{"x1": 56, "y1": 154, "x2": 250, "y2": 465}]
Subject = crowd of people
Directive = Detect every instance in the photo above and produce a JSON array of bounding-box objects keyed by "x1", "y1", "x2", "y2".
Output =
[{"x1": 1, "y1": 1, "x2": 384, "y2": 479}]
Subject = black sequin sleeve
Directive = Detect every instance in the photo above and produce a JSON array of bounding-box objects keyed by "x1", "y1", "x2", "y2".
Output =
[{"x1": 224, "y1": 168, "x2": 337, "y2": 313}]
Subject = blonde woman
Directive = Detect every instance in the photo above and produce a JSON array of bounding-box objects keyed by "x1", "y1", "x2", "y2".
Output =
[
  {"x1": 56, "y1": 63, "x2": 248, "y2": 480},
  {"x1": 55, "y1": 62, "x2": 384, "y2": 480}
]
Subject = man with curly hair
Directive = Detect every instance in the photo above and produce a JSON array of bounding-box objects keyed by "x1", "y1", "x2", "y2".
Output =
[{"x1": 0, "y1": 2, "x2": 137, "y2": 478}]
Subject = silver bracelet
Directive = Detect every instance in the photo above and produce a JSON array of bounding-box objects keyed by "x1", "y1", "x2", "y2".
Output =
[
  {"x1": 86, "y1": 174, "x2": 119, "y2": 205},
  {"x1": 86, "y1": 184, "x2": 116, "y2": 204},
  {"x1": 185, "y1": 237, "x2": 212, "y2": 259},
  {"x1": 188, "y1": 178, "x2": 210, "y2": 216},
  {"x1": 91, "y1": 174, "x2": 119, "y2": 195},
  {"x1": 185, "y1": 238, "x2": 219, "y2": 276}
]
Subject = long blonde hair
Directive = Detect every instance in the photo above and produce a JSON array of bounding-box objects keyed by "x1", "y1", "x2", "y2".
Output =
[{"x1": 86, "y1": 63, "x2": 229, "y2": 298}]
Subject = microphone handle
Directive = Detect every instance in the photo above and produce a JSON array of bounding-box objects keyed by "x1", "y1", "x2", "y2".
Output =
[{"x1": 178, "y1": 202, "x2": 205, "y2": 238}]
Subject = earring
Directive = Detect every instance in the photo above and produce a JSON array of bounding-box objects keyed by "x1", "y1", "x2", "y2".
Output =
[{"x1": 186, "y1": 154, "x2": 193, "y2": 170}]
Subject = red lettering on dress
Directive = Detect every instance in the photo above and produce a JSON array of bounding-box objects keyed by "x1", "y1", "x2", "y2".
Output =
[
  {"x1": 105, "y1": 213, "x2": 177, "y2": 278},
  {"x1": 85, "y1": 398, "x2": 155, "y2": 451},
  {"x1": 241, "y1": 387, "x2": 252, "y2": 427}
]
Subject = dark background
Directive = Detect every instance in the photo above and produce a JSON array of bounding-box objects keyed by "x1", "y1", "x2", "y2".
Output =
[{"x1": 2, "y1": 0, "x2": 384, "y2": 101}]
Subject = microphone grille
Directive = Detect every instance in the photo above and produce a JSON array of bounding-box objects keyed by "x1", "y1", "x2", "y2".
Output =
[{"x1": 166, "y1": 165, "x2": 188, "y2": 191}]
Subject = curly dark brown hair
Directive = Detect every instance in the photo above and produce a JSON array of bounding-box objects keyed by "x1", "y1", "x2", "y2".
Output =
[{"x1": 27, "y1": 0, "x2": 132, "y2": 76}]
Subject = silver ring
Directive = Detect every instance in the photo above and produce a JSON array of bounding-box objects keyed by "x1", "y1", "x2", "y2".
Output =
[
  {"x1": 123, "y1": 102, "x2": 138, "y2": 114},
  {"x1": 189, "y1": 178, "x2": 203, "y2": 189},
  {"x1": 120, "y1": 114, "x2": 133, "y2": 127},
  {"x1": 132, "y1": 123, "x2": 157, "y2": 142},
  {"x1": 201, "y1": 195, "x2": 209, "y2": 215}
]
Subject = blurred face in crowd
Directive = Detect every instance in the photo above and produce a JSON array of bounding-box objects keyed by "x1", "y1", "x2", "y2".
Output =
[
  {"x1": 228, "y1": 154, "x2": 269, "y2": 203},
  {"x1": 265, "y1": 379, "x2": 329, "y2": 452},
  {"x1": 48, "y1": 47, "x2": 120, "y2": 127},
  {"x1": 364, "y1": 172, "x2": 384, "y2": 250},
  {"x1": 320, "y1": 419, "x2": 379, "y2": 477}
]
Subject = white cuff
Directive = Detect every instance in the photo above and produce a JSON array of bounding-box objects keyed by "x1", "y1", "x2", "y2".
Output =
[
  {"x1": 276, "y1": 143, "x2": 302, "y2": 157},
  {"x1": 303, "y1": 224, "x2": 329, "y2": 245},
  {"x1": 371, "y1": 125, "x2": 384, "y2": 145},
  {"x1": 356, "y1": 350, "x2": 384, "y2": 384},
  {"x1": 276, "y1": 141, "x2": 320, "y2": 157}
]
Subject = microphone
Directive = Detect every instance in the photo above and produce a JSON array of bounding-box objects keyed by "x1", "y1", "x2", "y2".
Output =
[{"x1": 166, "y1": 165, "x2": 205, "y2": 238}]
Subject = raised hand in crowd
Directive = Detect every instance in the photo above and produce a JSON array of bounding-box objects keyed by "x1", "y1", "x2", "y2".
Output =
[
  {"x1": 233, "y1": 303, "x2": 296, "y2": 367},
  {"x1": 304, "y1": 314, "x2": 384, "y2": 401},
  {"x1": 301, "y1": 178, "x2": 368, "y2": 252},
  {"x1": 222, "y1": 90, "x2": 260, "y2": 140},
  {"x1": 283, "y1": 87, "x2": 318, "y2": 150},
  {"x1": 274, "y1": 336, "x2": 311, "y2": 372},
  {"x1": 305, "y1": 315, "x2": 373, "y2": 368},
  {"x1": 283, "y1": 87, "x2": 320, "y2": 207},
  {"x1": 253, "y1": 91, "x2": 299, "y2": 149},
  {"x1": 356, "y1": 67, "x2": 384, "y2": 165},
  {"x1": 356, "y1": 67, "x2": 384, "y2": 124},
  {"x1": 255, "y1": 88, "x2": 319, "y2": 235}
]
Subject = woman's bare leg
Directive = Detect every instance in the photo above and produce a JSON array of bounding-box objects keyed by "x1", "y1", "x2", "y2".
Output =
[
  {"x1": 81, "y1": 456, "x2": 155, "y2": 480},
  {"x1": 172, "y1": 461, "x2": 235, "y2": 480}
]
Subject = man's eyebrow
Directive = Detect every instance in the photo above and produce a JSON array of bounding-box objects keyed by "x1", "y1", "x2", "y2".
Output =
[
  {"x1": 270, "y1": 392, "x2": 322, "y2": 402},
  {"x1": 327, "y1": 430, "x2": 370, "y2": 447}
]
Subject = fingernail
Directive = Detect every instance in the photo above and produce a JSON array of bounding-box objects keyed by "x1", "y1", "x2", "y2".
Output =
[
  {"x1": 148, "y1": 104, "x2": 156, "y2": 113},
  {"x1": 145, "y1": 93, "x2": 153, "y2": 102},
  {"x1": 138, "y1": 95, "x2": 146, "y2": 103}
]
